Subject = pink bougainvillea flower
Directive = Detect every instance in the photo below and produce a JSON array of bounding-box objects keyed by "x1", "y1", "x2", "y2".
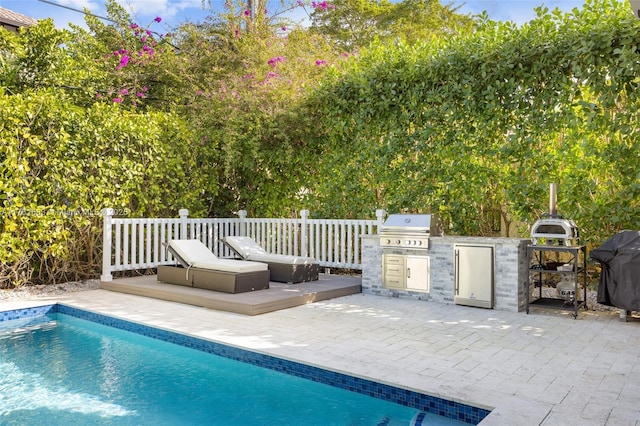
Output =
[
  {"x1": 112, "y1": 97, "x2": 123, "y2": 103},
  {"x1": 120, "y1": 88, "x2": 129, "y2": 95},
  {"x1": 312, "y1": 1, "x2": 334, "y2": 11},
  {"x1": 266, "y1": 72, "x2": 277, "y2": 78},
  {"x1": 315, "y1": 59, "x2": 327, "y2": 66},
  {"x1": 130, "y1": 23, "x2": 139, "y2": 29},
  {"x1": 136, "y1": 92, "x2": 146, "y2": 98},
  {"x1": 116, "y1": 55, "x2": 130, "y2": 70},
  {"x1": 244, "y1": 9, "x2": 251, "y2": 16},
  {"x1": 281, "y1": 26, "x2": 287, "y2": 32},
  {"x1": 267, "y1": 56, "x2": 285, "y2": 67},
  {"x1": 154, "y1": 16, "x2": 162, "y2": 22}
]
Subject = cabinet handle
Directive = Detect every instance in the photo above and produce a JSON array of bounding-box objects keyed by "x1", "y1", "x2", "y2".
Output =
[
  {"x1": 407, "y1": 267, "x2": 411, "y2": 278},
  {"x1": 454, "y1": 250, "x2": 459, "y2": 295}
]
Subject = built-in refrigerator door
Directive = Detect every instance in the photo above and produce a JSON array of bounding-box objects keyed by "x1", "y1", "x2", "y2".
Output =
[{"x1": 454, "y1": 244, "x2": 494, "y2": 309}]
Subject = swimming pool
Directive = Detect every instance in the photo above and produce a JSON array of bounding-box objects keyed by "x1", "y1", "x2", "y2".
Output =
[{"x1": 0, "y1": 304, "x2": 490, "y2": 425}]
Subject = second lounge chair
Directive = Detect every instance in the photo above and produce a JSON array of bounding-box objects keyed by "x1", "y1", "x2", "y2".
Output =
[{"x1": 223, "y1": 236, "x2": 319, "y2": 284}]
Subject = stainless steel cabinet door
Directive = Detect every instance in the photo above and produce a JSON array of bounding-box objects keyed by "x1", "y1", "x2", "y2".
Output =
[
  {"x1": 406, "y1": 255, "x2": 429, "y2": 292},
  {"x1": 454, "y1": 244, "x2": 494, "y2": 308}
]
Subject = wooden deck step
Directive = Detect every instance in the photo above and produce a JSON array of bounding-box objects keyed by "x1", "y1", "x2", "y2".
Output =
[{"x1": 100, "y1": 274, "x2": 362, "y2": 315}]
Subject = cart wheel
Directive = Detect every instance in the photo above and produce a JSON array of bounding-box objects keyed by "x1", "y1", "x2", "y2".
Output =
[{"x1": 572, "y1": 313, "x2": 578, "y2": 319}]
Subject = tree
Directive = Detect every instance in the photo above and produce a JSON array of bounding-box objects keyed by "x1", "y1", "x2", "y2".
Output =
[{"x1": 308, "y1": 0, "x2": 474, "y2": 51}]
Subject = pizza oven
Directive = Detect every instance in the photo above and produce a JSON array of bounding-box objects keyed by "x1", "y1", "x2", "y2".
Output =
[{"x1": 530, "y1": 183, "x2": 579, "y2": 246}]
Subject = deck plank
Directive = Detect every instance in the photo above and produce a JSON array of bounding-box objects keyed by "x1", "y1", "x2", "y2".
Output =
[{"x1": 100, "y1": 274, "x2": 361, "y2": 315}]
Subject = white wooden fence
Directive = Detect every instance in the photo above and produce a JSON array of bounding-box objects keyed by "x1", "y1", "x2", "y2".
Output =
[{"x1": 101, "y1": 208, "x2": 385, "y2": 281}]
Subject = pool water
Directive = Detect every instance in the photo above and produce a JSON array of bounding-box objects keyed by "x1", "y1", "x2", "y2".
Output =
[{"x1": 0, "y1": 310, "x2": 480, "y2": 425}]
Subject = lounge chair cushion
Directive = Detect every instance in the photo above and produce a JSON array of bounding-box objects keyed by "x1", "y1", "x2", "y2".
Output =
[
  {"x1": 223, "y1": 236, "x2": 317, "y2": 265},
  {"x1": 167, "y1": 239, "x2": 268, "y2": 273}
]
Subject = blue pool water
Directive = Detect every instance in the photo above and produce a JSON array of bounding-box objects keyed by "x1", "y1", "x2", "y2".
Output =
[{"x1": 0, "y1": 305, "x2": 489, "y2": 425}]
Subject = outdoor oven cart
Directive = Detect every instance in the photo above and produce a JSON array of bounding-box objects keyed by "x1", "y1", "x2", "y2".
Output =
[{"x1": 526, "y1": 245, "x2": 588, "y2": 319}]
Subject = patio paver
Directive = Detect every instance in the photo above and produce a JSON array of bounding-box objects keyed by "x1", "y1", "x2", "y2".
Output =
[{"x1": 3, "y1": 287, "x2": 639, "y2": 425}]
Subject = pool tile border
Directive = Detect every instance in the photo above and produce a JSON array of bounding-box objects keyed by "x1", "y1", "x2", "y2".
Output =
[{"x1": 1, "y1": 304, "x2": 491, "y2": 424}]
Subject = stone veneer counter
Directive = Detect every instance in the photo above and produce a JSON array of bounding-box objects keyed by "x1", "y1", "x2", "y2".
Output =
[{"x1": 361, "y1": 235, "x2": 531, "y2": 312}]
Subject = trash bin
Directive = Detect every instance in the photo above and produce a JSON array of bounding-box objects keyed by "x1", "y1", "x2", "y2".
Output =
[{"x1": 590, "y1": 230, "x2": 640, "y2": 311}]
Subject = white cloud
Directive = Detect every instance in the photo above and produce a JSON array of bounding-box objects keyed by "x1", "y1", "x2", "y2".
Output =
[{"x1": 115, "y1": 0, "x2": 203, "y2": 19}]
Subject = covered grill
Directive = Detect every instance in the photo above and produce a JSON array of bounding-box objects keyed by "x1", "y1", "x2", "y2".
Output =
[
  {"x1": 531, "y1": 183, "x2": 579, "y2": 246},
  {"x1": 379, "y1": 214, "x2": 443, "y2": 250},
  {"x1": 591, "y1": 231, "x2": 640, "y2": 313}
]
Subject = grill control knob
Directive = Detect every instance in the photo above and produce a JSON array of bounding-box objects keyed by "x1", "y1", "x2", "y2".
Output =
[
  {"x1": 395, "y1": 239, "x2": 401, "y2": 245},
  {"x1": 385, "y1": 239, "x2": 391, "y2": 245}
]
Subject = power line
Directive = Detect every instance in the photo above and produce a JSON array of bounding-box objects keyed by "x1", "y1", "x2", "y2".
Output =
[{"x1": 37, "y1": 0, "x2": 117, "y2": 23}]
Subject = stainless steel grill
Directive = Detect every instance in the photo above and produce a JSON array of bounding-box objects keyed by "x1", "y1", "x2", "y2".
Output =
[
  {"x1": 531, "y1": 183, "x2": 579, "y2": 246},
  {"x1": 379, "y1": 214, "x2": 443, "y2": 250},
  {"x1": 379, "y1": 213, "x2": 440, "y2": 292}
]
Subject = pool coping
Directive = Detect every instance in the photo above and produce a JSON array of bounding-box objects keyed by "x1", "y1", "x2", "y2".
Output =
[{"x1": 1, "y1": 303, "x2": 491, "y2": 424}]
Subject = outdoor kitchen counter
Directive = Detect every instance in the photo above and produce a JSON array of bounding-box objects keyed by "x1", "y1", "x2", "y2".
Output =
[{"x1": 361, "y1": 235, "x2": 531, "y2": 312}]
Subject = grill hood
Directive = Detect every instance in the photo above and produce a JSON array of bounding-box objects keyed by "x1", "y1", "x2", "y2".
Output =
[{"x1": 381, "y1": 214, "x2": 443, "y2": 236}]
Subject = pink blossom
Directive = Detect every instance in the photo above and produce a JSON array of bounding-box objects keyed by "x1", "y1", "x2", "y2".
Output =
[
  {"x1": 136, "y1": 92, "x2": 146, "y2": 98},
  {"x1": 130, "y1": 23, "x2": 139, "y2": 29},
  {"x1": 312, "y1": 1, "x2": 334, "y2": 11},
  {"x1": 267, "y1": 72, "x2": 278, "y2": 78},
  {"x1": 315, "y1": 59, "x2": 327, "y2": 66},
  {"x1": 116, "y1": 55, "x2": 130, "y2": 70},
  {"x1": 267, "y1": 56, "x2": 285, "y2": 67},
  {"x1": 112, "y1": 97, "x2": 123, "y2": 103},
  {"x1": 120, "y1": 88, "x2": 129, "y2": 95},
  {"x1": 154, "y1": 16, "x2": 162, "y2": 23},
  {"x1": 244, "y1": 10, "x2": 251, "y2": 16},
  {"x1": 281, "y1": 26, "x2": 287, "y2": 32}
]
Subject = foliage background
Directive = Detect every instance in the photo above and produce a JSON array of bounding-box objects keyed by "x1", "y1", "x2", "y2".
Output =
[{"x1": 0, "y1": 0, "x2": 638, "y2": 286}]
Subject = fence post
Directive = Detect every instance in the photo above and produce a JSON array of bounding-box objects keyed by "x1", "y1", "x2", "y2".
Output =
[
  {"x1": 376, "y1": 209, "x2": 386, "y2": 234},
  {"x1": 179, "y1": 209, "x2": 189, "y2": 239},
  {"x1": 238, "y1": 210, "x2": 247, "y2": 236},
  {"x1": 300, "y1": 209, "x2": 309, "y2": 257},
  {"x1": 100, "y1": 208, "x2": 115, "y2": 282}
]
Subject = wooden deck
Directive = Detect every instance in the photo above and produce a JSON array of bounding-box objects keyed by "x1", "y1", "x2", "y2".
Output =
[{"x1": 99, "y1": 273, "x2": 362, "y2": 316}]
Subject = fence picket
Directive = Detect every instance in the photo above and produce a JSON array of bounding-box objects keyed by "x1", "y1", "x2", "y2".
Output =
[{"x1": 101, "y1": 209, "x2": 382, "y2": 280}]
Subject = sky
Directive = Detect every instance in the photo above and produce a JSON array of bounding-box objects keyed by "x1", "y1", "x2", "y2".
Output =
[{"x1": 0, "y1": 0, "x2": 622, "y2": 31}]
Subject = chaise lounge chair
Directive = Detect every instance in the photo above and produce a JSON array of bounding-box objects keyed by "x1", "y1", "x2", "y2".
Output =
[
  {"x1": 223, "y1": 236, "x2": 319, "y2": 284},
  {"x1": 157, "y1": 239, "x2": 270, "y2": 293}
]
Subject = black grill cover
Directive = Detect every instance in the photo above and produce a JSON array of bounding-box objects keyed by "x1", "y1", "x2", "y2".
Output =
[{"x1": 590, "y1": 231, "x2": 640, "y2": 310}]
